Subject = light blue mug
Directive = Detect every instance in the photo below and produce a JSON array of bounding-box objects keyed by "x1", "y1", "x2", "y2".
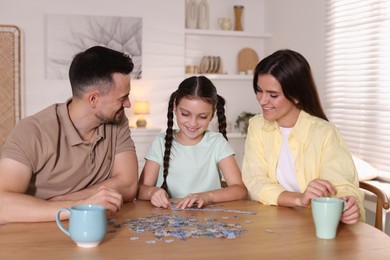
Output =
[
  {"x1": 311, "y1": 197, "x2": 345, "y2": 239},
  {"x1": 56, "y1": 205, "x2": 107, "y2": 248}
]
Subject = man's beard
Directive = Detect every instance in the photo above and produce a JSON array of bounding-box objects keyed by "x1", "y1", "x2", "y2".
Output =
[{"x1": 95, "y1": 109, "x2": 124, "y2": 124}]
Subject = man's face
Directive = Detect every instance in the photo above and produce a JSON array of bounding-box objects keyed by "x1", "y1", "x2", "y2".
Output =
[{"x1": 95, "y1": 73, "x2": 131, "y2": 124}]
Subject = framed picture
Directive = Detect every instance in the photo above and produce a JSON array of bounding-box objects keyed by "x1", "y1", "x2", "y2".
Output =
[{"x1": 46, "y1": 14, "x2": 143, "y2": 80}]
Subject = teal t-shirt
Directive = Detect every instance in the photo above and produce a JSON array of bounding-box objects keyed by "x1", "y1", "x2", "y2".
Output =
[{"x1": 144, "y1": 130, "x2": 235, "y2": 198}]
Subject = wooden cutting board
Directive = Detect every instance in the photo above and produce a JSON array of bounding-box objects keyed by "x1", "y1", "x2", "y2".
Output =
[{"x1": 237, "y1": 48, "x2": 259, "y2": 73}]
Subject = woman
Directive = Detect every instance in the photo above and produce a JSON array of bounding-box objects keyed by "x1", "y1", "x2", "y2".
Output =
[{"x1": 242, "y1": 49, "x2": 364, "y2": 224}]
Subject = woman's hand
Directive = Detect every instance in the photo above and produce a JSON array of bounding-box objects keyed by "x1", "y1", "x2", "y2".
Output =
[
  {"x1": 176, "y1": 193, "x2": 211, "y2": 210},
  {"x1": 300, "y1": 179, "x2": 335, "y2": 207},
  {"x1": 150, "y1": 188, "x2": 171, "y2": 208},
  {"x1": 340, "y1": 195, "x2": 360, "y2": 224}
]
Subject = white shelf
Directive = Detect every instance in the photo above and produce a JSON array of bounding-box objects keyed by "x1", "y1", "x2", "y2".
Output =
[
  {"x1": 130, "y1": 128, "x2": 162, "y2": 137},
  {"x1": 184, "y1": 1, "x2": 270, "y2": 83},
  {"x1": 227, "y1": 132, "x2": 246, "y2": 138},
  {"x1": 185, "y1": 73, "x2": 253, "y2": 80},
  {"x1": 130, "y1": 127, "x2": 162, "y2": 175},
  {"x1": 185, "y1": 29, "x2": 272, "y2": 39}
]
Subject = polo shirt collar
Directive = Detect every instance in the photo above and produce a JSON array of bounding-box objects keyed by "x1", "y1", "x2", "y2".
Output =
[{"x1": 57, "y1": 99, "x2": 105, "y2": 146}]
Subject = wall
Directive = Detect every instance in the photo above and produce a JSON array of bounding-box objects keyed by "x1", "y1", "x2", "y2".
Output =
[
  {"x1": 264, "y1": 0, "x2": 326, "y2": 109},
  {"x1": 0, "y1": 0, "x2": 185, "y2": 129},
  {"x1": 0, "y1": 0, "x2": 326, "y2": 128}
]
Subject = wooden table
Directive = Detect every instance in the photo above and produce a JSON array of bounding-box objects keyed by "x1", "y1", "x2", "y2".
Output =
[{"x1": 1, "y1": 200, "x2": 389, "y2": 259}]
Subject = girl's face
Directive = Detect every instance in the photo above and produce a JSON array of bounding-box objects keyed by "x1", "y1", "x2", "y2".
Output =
[
  {"x1": 255, "y1": 74, "x2": 300, "y2": 127},
  {"x1": 174, "y1": 97, "x2": 214, "y2": 145}
]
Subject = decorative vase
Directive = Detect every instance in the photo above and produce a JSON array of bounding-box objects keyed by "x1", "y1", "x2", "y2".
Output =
[
  {"x1": 197, "y1": 0, "x2": 209, "y2": 29},
  {"x1": 218, "y1": 18, "x2": 232, "y2": 30},
  {"x1": 186, "y1": 0, "x2": 198, "y2": 29},
  {"x1": 234, "y1": 5, "x2": 244, "y2": 31}
]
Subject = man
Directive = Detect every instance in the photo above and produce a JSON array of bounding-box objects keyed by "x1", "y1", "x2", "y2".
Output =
[{"x1": 0, "y1": 46, "x2": 138, "y2": 224}]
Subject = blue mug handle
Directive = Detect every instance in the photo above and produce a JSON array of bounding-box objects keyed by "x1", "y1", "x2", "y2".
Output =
[
  {"x1": 343, "y1": 200, "x2": 348, "y2": 212},
  {"x1": 56, "y1": 208, "x2": 71, "y2": 237}
]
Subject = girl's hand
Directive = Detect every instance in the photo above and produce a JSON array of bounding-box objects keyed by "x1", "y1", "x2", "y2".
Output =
[
  {"x1": 340, "y1": 195, "x2": 360, "y2": 224},
  {"x1": 176, "y1": 193, "x2": 211, "y2": 210},
  {"x1": 300, "y1": 179, "x2": 335, "y2": 207},
  {"x1": 150, "y1": 188, "x2": 171, "y2": 208}
]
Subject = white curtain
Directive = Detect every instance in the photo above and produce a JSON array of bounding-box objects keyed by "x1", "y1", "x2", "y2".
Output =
[{"x1": 325, "y1": 0, "x2": 390, "y2": 172}]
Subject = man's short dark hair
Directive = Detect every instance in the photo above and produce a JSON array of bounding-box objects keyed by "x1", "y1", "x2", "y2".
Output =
[{"x1": 69, "y1": 46, "x2": 134, "y2": 97}]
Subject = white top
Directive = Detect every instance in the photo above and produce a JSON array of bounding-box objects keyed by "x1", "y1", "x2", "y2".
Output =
[
  {"x1": 276, "y1": 127, "x2": 301, "y2": 192},
  {"x1": 145, "y1": 130, "x2": 235, "y2": 198}
]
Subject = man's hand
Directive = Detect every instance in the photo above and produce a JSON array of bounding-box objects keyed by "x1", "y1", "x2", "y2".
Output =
[{"x1": 80, "y1": 186, "x2": 123, "y2": 217}]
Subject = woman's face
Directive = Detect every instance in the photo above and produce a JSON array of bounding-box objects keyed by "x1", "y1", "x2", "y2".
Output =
[
  {"x1": 174, "y1": 97, "x2": 214, "y2": 145},
  {"x1": 255, "y1": 74, "x2": 300, "y2": 127}
]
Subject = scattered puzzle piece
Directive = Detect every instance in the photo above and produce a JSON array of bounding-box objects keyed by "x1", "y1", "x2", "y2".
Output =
[{"x1": 122, "y1": 213, "x2": 247, "y2": 242}]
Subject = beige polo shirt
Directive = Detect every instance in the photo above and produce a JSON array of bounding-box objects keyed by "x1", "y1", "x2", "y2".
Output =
[{"x1": 1, "y1": 100, "x2": 135, "y2": 199}]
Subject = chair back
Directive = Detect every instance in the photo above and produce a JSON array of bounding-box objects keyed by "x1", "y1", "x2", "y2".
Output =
[
  {"x1": 359, "y1": 181, "x2": 390, "y2": 231},
  {"x1": 0, "y1": 25, "x2": 21, "y2": 150}
]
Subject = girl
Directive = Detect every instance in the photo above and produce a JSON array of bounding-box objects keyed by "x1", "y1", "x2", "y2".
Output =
[
  {"x1": 242, "y1": 49, "x2": 364, "y2": 224},
  {"x1": 137, "y1": 76, "x2": 247, "y2": 209}
]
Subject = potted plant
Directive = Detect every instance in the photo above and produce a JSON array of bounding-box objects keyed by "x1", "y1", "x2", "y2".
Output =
[{"x1": 235, "y1": 111, "x2": 256, "y2": 135}]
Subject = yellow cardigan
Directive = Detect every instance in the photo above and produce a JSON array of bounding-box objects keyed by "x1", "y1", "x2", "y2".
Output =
[{"x1": 242, "y1": 110, "x2": 365, "y2": 220}]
